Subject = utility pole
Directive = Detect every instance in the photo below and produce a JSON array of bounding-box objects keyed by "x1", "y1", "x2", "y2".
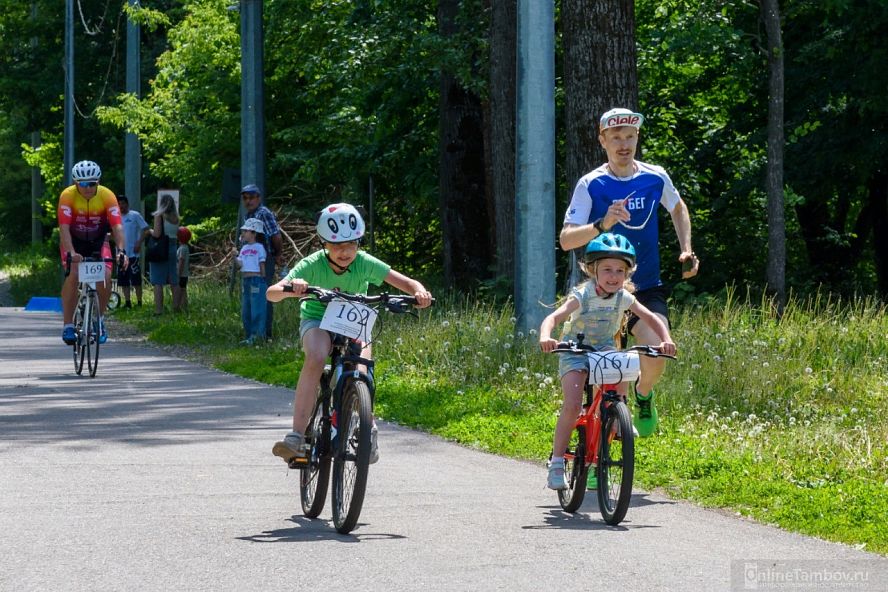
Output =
[
  {"x1": 514, "y1": 0, "x2": 555, "y2": 333},
  {"x1": 240, "y1": 0, "x2": 265, "y2": 220},
  {"x1": 64, "y1": 0, "x2": 74, "y2": 186},
  {"x1": 31, "y1": 2, "x2": 42, "y2": 244},
  {"x1": 125, "y1": 0, "x2": 142, "y2": 213}
]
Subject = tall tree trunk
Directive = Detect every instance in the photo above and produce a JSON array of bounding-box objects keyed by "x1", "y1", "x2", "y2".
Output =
[
  {"x1": 562, "y1": 0, "x2": 638, "y2": 291},
  {"x1": 761, "y1": 0, "x2": 786, "y2": 309},
  {"x1": 562, "y1": 0, "x2": 639, "y2": 189},
  {"x1": 487, "y1": 0, "x2": 516, "y2": 282},
  {"x1": 438, "y1": 0, "x2": 491, "y2": 286}
]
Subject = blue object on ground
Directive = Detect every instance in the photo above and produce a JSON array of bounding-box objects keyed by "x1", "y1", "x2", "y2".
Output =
[{"x1": 24, "y1": 296, "x2": 63, "y2": 312}]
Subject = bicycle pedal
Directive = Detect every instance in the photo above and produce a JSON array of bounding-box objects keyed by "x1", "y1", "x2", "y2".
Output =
[{"x1": 287, "y1": 456, "x2": 309, "y2": 469}]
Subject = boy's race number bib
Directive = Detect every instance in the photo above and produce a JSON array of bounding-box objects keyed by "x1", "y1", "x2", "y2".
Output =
[
  {"x1": 78, "y1": 261, "x2": 106, "y2": 286},
  {"x1": 320, "y1": 301, "x2": 378, "y2": 342}
]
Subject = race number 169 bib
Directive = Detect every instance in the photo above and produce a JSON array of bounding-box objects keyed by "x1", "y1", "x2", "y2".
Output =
[
  {"x1": 78, "y1": 261, "x2": 106, "y2": 286},
  {"x1": 319, "y1": 300, "x2": 378, "y2": 342}
]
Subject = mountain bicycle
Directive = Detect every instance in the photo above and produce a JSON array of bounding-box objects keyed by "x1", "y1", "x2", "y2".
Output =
[
  {"x1": 281, "y1": 285, "x2": 432, "y2": 534},
  {"x1": 65, "y1": 253, "x2": 121, "y2": 377},
  {"x1": 550, "y1": 334, "x2": 675, "y2": 524}
]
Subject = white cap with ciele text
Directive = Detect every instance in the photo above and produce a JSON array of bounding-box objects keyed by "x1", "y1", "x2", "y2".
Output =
[{"x1": 599, "y1": 108, "x2": 644, "y2": 132}]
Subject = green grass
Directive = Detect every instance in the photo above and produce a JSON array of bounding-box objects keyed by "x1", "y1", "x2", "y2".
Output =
[
  {"x1": 6, "y1": 263, "x2": 888, "y2": 554},
  {"x1": 0, "y1": 245, "x2": 64, "y2": 305}
]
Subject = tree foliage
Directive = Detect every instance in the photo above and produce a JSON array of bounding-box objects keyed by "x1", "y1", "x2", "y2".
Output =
[{"x1": 1, "y1": 0, "x2": 884, "y2": 298}]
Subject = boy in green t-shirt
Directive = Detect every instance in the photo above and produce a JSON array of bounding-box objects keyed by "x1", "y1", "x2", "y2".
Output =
[{"x1": 267, "y1": 203, "x2": 433, "y2": 464}]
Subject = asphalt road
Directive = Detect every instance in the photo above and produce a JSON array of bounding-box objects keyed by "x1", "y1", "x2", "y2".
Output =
[{"x1": 1, "y1": 308, "x2": 886, "y2": 592}]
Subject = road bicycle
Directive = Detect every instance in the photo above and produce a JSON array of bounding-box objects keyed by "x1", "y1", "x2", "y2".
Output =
[
  {"x1": 551, "y1": 334, "x2": 675, "y2": 524},
  {"x1": 281, "y1": 285, "x2": 431, "y2": 534},
  {"x1": 66, "y1": 254, "x2": 120, "y2": 377}
]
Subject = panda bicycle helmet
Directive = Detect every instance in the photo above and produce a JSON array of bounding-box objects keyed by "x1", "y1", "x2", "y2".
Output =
[
  {"x1": 71, "y1": 160, "x2": 102, "y2": 182},
  {"x1": 317, "y1": 203, "x2": 365, "y2": 243},
  {"x1": 584, "y1": 232, "x2": 636, "y2": 267}
]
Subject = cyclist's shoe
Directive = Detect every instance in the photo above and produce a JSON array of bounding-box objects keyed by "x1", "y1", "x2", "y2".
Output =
[
  {"x1": 98, "y1": 319, "x2": 108, "y2": 345},
  {"x1": 62, "y1": 326, "x2": 77, "y2": 345},
  {"x1": 547, "y1": 459, "x2": 568, "y2": 490},
  {"x1": 369, "y1": 424, "x2": 379, "y2": 464},
  {"x1": 634, "y1": 391, "x2": 658, "y2": 437},
  {"x1": 272, "y1": 432, "x2": 307, "y2": 462},
  {"x1": 586, "y1": 472, "x2": 597, "y2": 490}
]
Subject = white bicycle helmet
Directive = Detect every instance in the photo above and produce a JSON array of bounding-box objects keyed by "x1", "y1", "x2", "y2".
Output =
[
  {"x1": 317, "y1": 203, "x2": 365, "y2": 243},
  {"x1": 71, "y1": 160, "x2": 102, "y2": 182}
]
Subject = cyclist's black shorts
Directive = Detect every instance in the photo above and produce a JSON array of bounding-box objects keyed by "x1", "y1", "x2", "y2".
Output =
[
  {"x1": 61, "y1": 237, "x2": 110, "y2": 274},
  {"x1": 627, "y1": 284, "x2": 671, "y2": 335}
]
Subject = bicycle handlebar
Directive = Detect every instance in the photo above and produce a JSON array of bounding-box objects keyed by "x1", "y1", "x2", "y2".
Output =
[
  {"x1": 281, "y1": 285, "x2": 435, "y2": 312},
  {"x1": 65, "y1": 252, "x2": 126, "y2": 275},
  {"x1": 551, "y1": 341, "x2": 676, "y2": 360}
]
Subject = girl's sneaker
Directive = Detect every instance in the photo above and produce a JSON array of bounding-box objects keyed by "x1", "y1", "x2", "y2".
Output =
[
  {"x1": 586, "y1": 472, "x2": 597, "y2": 490},
  {"x1": 547, "y1": 460, "x2": 568, "y2": 490}
]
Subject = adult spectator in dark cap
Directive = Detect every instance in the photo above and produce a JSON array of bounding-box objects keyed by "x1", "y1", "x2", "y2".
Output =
[{"x1": 241, "y1": 184, "x2": 284, "y2": 339}]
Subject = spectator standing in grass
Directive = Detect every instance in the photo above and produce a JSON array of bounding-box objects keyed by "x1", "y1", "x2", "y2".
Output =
[
  {"x1": 240, "y1": 184, "x2": 284, "y2": 339},
  {"x1": 117, "y1": 195, "x2": 150, "y2": 308},
  {"x1": 175, "y1": 226, "x2": 192, "y2": 312},
  {"x1": 235, "y1": 218, "x2": 267, "y2": 345},
  {"x1": 149, "y1": 193, "x2": 180, "y2": 316}
]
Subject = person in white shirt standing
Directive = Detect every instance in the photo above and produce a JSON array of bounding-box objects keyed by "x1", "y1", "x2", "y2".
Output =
[
  {"x1": 234, "y1": 218, "x2": 267, "y2": 345},
  {"x1": 117, "y1": 195, "x2": 150, "y2": 308}
]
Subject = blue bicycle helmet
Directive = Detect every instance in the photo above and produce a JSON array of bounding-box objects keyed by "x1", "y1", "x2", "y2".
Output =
[{"x1": 584, "y1": 232, "x2": 636, "y2": 267}]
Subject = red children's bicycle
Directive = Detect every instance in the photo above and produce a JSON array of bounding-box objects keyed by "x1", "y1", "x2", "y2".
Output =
[{"x1": 551, "y1": 334, "x2": 675, "y2": 524}]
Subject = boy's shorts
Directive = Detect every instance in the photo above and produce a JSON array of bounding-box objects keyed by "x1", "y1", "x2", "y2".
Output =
[
  {"x1": 299, "y1": 318, "x2": 324, "y2": 340},
  {"x1": 117, "y1": 260, "x2": 142, "y2": 287}
]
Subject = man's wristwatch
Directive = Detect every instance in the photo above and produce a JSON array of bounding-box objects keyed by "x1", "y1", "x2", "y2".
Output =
[{"x1": 592, "y1": 218, "x2": 608, "y2": 234}]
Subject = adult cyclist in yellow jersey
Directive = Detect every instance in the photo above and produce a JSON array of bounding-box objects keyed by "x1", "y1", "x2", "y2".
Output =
[{"x1": 57, "y1": 160, "x2": 128, "y2": 345}]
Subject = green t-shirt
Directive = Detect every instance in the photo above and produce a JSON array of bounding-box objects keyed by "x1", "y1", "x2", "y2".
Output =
[{"x1": 284, "y1": 249, "x2": 392, "y2": 320}]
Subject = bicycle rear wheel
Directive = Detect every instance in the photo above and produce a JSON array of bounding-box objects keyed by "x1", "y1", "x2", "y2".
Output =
[
  {"x1": 558, "y1": 424, "x2": 588, "y2": 512},
  {"x1": 73, "y1": 299, "x2": 85, "y2": 375},
  {"x1": 300, "y1": 394, "x2": 332, "y2": 518},
  {"x1": 332, "y1": 380, "x2": 372, "y2": 534},
  {"x1": 85, "y1": 292, "x2": 101, "y2": 377},
  {"x1": 597, "y1": 401, "x2": 635, "y2": 525}
]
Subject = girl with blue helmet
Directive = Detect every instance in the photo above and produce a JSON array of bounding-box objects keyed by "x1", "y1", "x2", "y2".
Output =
[{"x1": 538, "y1": 233, "x2": 676, "y2": 491}]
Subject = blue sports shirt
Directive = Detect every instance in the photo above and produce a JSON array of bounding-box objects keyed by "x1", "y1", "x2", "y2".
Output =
[{"x1": 563, "y1": 161, "x2": 680, "y2": 291}]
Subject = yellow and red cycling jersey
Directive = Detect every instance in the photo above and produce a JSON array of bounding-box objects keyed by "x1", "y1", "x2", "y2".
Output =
[{"x1": 57, "y1": 184, "x2": 122, "y2": 243}]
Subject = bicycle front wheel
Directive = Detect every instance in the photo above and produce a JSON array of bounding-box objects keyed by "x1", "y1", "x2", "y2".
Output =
[
  {"x1": 73, "y1": 299, "x2": 85, "y2": 375},
  {"x1": 300, "y1": 394, "x2": 332, "y2": 518},
  {"x1": 108, "y1": 290, "x2": 121, "y2": 310},
  {"x1": 597, "y1": 401, "x2": 635, "y2": 525},
  {"x1": 558, "y1": 424, "x2": 588, "y2": 512},
  {"x1": 85, "y1": 292, "x2": 101, "y2": 377},
  {"x1": 331, "y1": 380, "x2": 372, "y2": 534}
]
